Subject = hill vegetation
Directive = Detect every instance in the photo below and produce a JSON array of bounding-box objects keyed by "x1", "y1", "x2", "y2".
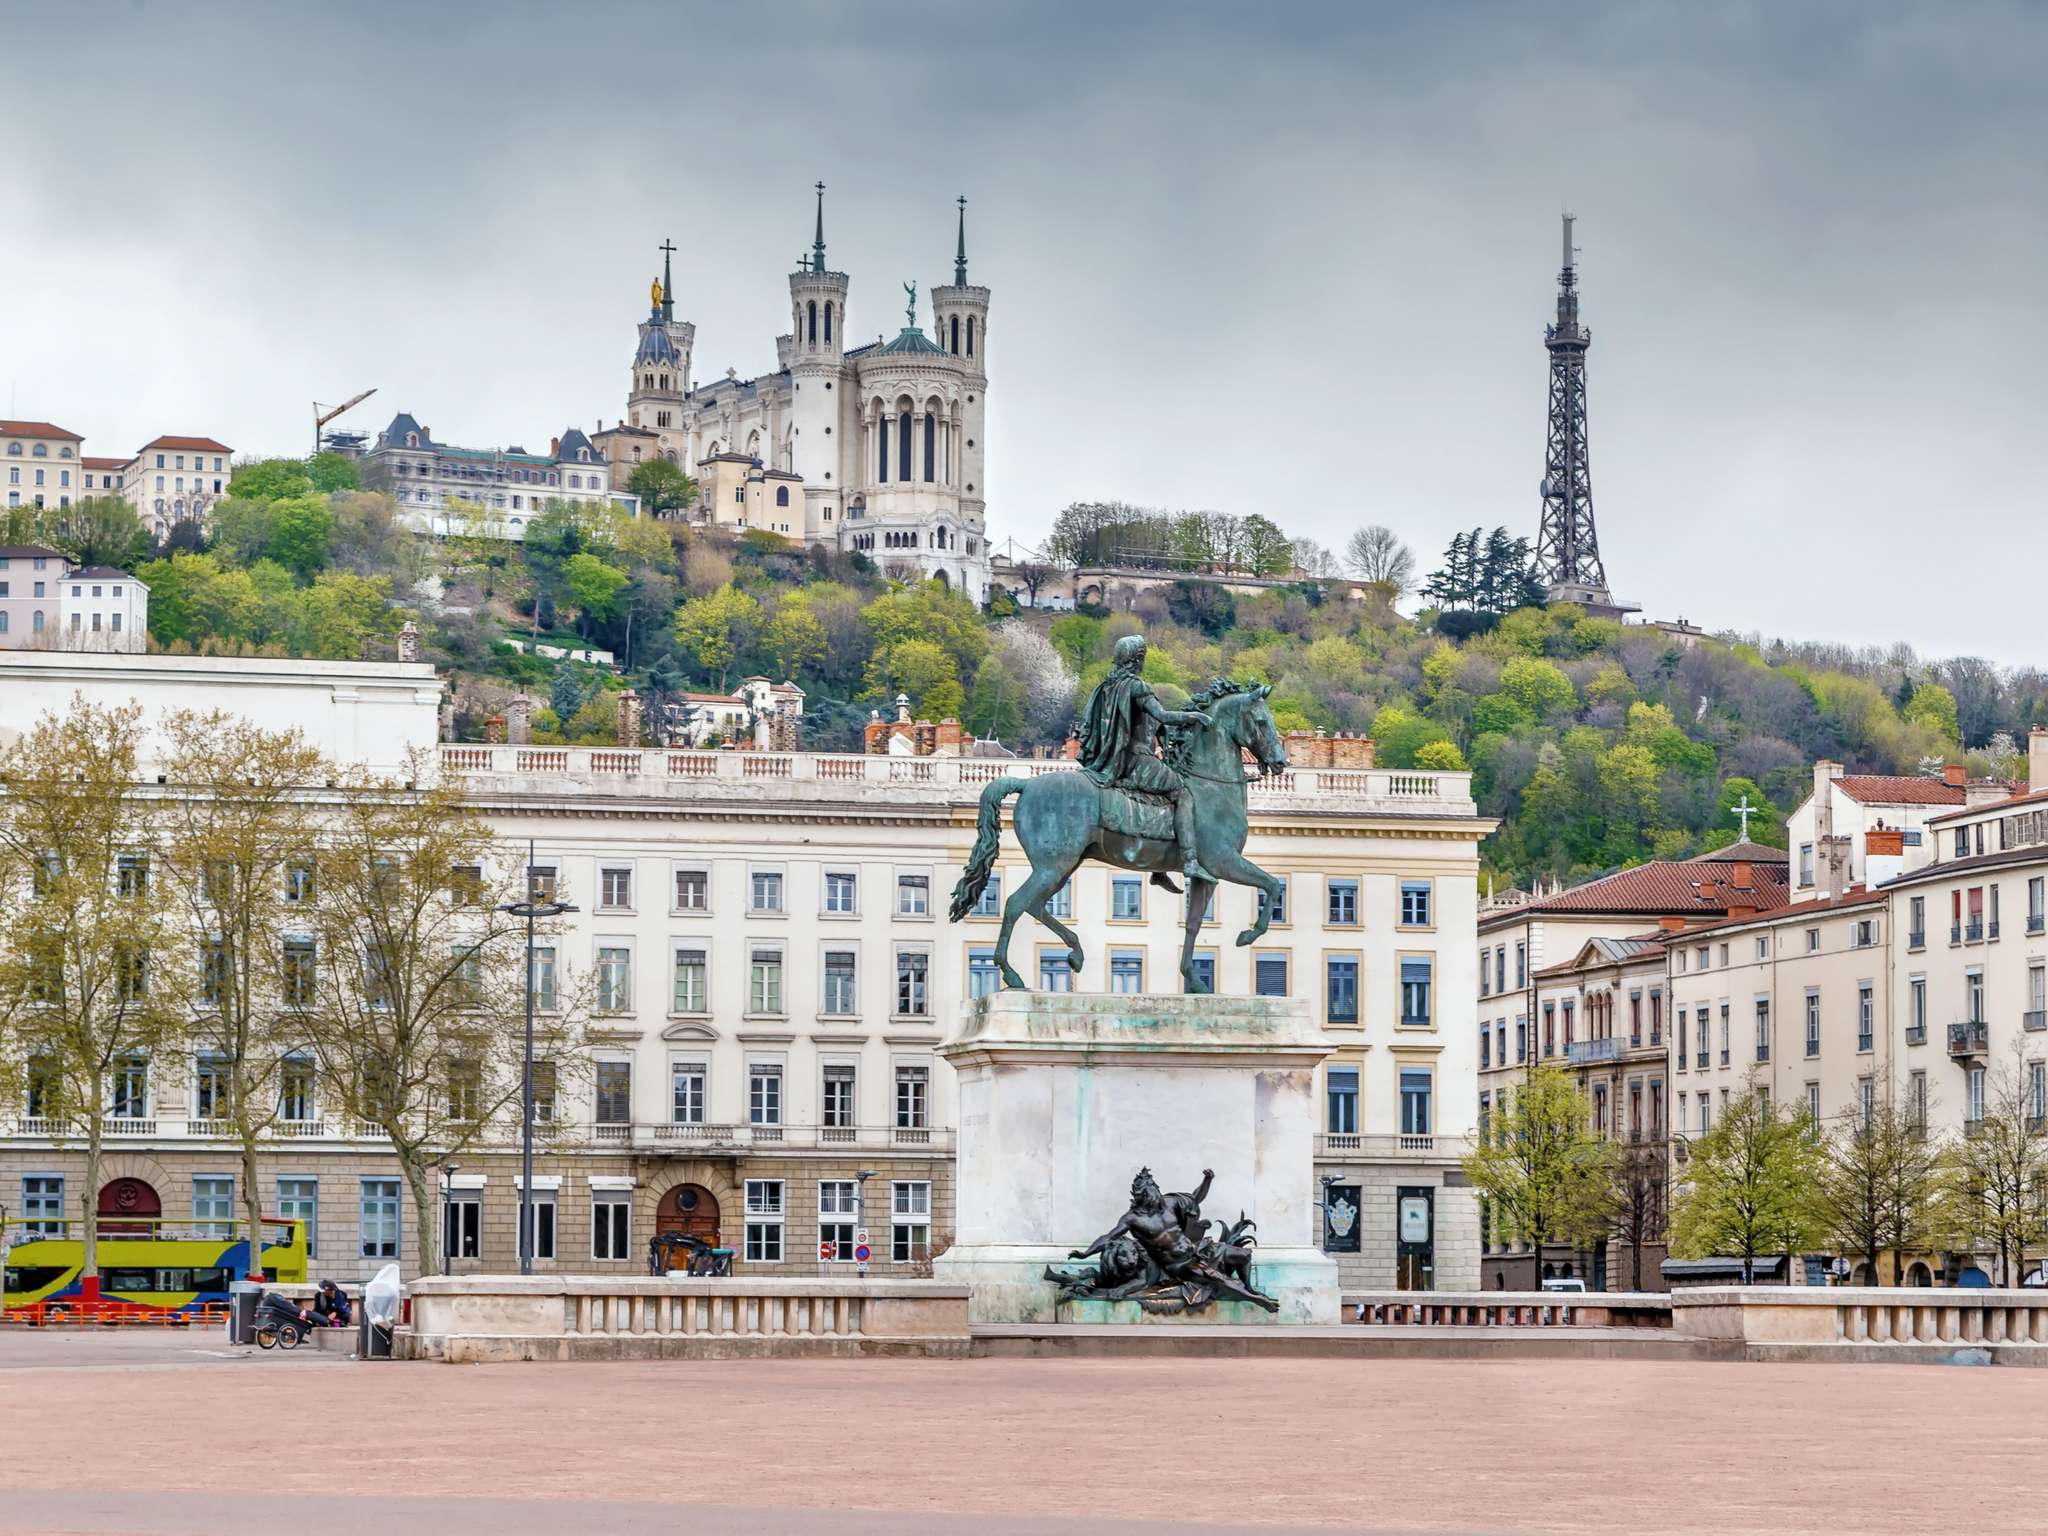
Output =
[{"x1": 37, "y1": 466, "x2": 2048, "y2": 892}]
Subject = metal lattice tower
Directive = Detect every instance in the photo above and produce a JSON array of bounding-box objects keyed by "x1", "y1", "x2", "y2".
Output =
[{"x1": 1532, "y1": 214, "x2": 1628, "y2": 614}]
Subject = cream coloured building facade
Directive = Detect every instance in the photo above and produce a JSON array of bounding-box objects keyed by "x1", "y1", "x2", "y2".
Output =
[
  {"x1": 593, "y1": 192, "x2": 992, "y2": 601},
  {"x1": 0, "y1": 662, "x2": 1491, "y2": 1290}
]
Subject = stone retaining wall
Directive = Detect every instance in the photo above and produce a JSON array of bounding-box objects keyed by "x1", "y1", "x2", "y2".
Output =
[{"x1": 399, "y1": 1274, "x2": 970, "y2": 1362}]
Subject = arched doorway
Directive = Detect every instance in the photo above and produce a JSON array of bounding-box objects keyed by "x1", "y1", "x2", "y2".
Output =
[
  {"x1": 1907, "y1": 1262, "x2": 1933, "y2": 1287},
  {"x1": 98, "y1": 1177, "x2": 160, "y2": 1237},
  {"x1": 655, "y1": 1184, "x2": 720, "y2": 1248}
]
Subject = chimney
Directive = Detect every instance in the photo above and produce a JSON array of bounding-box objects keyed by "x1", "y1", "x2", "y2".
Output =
[
  {"x1": 1812, "y1": 759, "x2": 1843, "y2": 898},
  {"x1": 550, "y1": 436, "x2": 561, "y2": 458},
  {"x1": 864, "y1": 710, "x2": 887, "y2": 754},
  {"x1": 396, "y1": 619, "x2": 421, "y2": 663},
  {"x1": 2032, "y1": 727, "x2": 2048, "y2": 793},
  {"x1": 507, "y1": 696, "x2": 532, "y2": 745},
  {"x1": 895, "y1": 692, "x2": 912, "y2": 725},
  {"x1": 484, "y1": 714, "x2": 507, "y2": 745},
  {"x1": 616, "y1": 689, "x2": 643, "y2": 747},
  {"x1": 1942, "y1": 762, "x2": 1967, "y2": 788},
  {"x1": 935, "y1": 718, "x2": 966, "y2": 756},
  {"x1": 1062, "y1": 729, "x2": 1081, "y2": 762},
  {"x1": 1730, "y1": 861, "x2": 1752, "y2": 889}
]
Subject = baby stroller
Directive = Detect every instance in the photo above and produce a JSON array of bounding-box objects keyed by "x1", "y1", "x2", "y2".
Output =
[{"x1": 254, "y1": 1289, "x2": 312, "y2": 1350}]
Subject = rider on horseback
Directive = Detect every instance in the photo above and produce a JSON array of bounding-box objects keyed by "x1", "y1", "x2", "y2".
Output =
[{"x1": 1076, "y1": 634, "x2": 1217, "y2": 884}]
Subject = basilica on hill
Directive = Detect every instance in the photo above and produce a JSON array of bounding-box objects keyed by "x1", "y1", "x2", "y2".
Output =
[{"x1": 593, "y1": 186, "x2": 993, "y2": 602}]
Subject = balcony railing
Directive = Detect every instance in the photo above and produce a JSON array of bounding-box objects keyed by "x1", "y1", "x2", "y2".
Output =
[
  {"x1": 590, "y1": 1123, "x2": 954, "y2": 1153},
  {"x1": 1566, "y1": 1038, "x2": 1621, "y2": 1065},
  {"x1": 2027, "y1": 1011, "x2": 2047, "y2": 1033},
  {"x1": 1909, "y1": 930, "x2": 1925, "y2": 949},
  {"x1": 1905, "y1": 1023, "x2": 1928, "y2": 1046},
  {"x1": 1966, "y1": 919, "x2": 1985, "y2": 942},
  {"x1": 1313, "y1": 1132, "x2": 1463, "y2": 1159},
  {"x1": 103, "y1": 1117, "x2": 155, "y2": 1136},
  {"x1": 1949, "y1": 1020, "x2": 1991, "y2": 1058},
  {"x1": 2030, "y1": 914, "x2": 2045, "y2": 936},
  {"x1": 1952, "y1": 922, "x2": 1962, "y2": 945}
]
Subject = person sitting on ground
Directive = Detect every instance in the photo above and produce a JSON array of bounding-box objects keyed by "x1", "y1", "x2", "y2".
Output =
[{"x1": 311, "y1": 1279, "x2": 352, "y2": 1327}]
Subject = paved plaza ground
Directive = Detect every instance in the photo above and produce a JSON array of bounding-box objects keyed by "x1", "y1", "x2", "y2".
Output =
[{"x1": 0, "y1": 1330, "x2": 2036, "y2": 1535}]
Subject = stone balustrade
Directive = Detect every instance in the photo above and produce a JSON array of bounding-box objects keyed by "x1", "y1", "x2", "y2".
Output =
[
  {"x1": 1344, "y1": 1291, "x2": 1672, "y2": 1328},
  {"x1": 435, "y1": 745, "x2": 1473, "y2": 814},
  {"x1": 401, "y1": 1274, "x2": 970, "y2": 1362},
  {"x1": 1670, "y1": 1286, "x2": 2048, "y2": 1355}
]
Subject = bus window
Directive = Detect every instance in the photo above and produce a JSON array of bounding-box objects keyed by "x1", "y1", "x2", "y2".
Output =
[{"x1": 6, "y1": 1266, "x2": 71, "y2": 1294}]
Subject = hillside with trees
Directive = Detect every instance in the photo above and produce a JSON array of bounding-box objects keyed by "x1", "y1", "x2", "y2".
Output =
[{"x1": 40, "y1": 465, "x2": 2048, "y2": 892}]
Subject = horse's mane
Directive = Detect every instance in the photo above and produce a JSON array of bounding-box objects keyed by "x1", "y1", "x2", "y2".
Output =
[{"x1": 1164, "y1": 677, "x2": 1256, "y2": 768}]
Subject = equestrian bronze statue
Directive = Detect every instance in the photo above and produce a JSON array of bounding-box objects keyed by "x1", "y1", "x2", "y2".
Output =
[{"x1": 947, "y1": 633, "x2": 1289, "y2": 992}]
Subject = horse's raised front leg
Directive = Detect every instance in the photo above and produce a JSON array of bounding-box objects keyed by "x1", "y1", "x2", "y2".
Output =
[
  {"x1": 1206, "y1": 846, "x2": 1284, "y2": 948},
  {"x1": 1000, "y1": 859, "x2": 1085, "y2": 988},
  {"x1": 1180, "y1": 878, "x2": 1216, "y2": 993}
]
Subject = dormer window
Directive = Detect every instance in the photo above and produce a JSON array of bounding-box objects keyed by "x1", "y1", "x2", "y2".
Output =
[
  {"x1": 59, "y1": 446, "x2": 72, "y2": 459},
  {"x1": 406, "y1": 433, "x2": 419, "y2": 447},
  {"x1": 32, "y1": 443, "x2": 47, "y2": 457}
]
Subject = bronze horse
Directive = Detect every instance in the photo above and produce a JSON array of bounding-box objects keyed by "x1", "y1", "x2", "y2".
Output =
[{"x1": 948, "y1": 680, "x2": 1289, "y2": 991}]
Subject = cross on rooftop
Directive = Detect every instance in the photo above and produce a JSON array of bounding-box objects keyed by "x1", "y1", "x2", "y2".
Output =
[{"x1": 1730, "y1": 794, "x2": 1757, "y2": 841}]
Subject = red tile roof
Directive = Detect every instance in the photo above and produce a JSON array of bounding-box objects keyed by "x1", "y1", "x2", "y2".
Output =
[
  {"x1": 0, "y1": 420, "x2": 83, "y2": 441},
  {"x1": 79, "y1": 455, "x2": 128, "y2": 470},
  {"x1": 1482, "y1": 849, "x2": 1789, "y2": 928},
  {"x1": 1833, "y1": 774, "x2": 1967, "y2": 806},
  {"x1": 1665, "y1": 885, "x2": 1888, "y2": 938},
  {"x1": 1927, "y1": 784, "x2": 2048, "y2": 824},
  {"x1": 139, "y1": 435, "x2": 231, "y2": 453}
]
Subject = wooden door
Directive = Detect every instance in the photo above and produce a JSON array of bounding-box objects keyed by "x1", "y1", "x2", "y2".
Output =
[{"x1": 97, "y1": 1178, "x2": 161, "y2": 1238}]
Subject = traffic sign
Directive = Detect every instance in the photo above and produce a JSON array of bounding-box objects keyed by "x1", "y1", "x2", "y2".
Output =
[
  {"x1": 819, "y1": 1240, "x2": 836, "y2": 1261},
  {"x1": 853, "y1": 1243, "x2": 872, "y2": 1263},
  {"x1": 855, "y1": 1229, "x2": 870, "y2": 1245}
]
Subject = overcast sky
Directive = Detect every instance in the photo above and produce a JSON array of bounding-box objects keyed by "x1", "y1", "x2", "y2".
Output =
[{"x1": 3, "y1": 1, "x2": 2043, "y2": 662}]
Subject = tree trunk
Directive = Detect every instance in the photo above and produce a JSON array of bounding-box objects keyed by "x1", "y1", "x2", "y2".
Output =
[
  {"x1": 402, "y1": 1152, "x2": 441, "y2": 1278},
  {"x1": 80, "y1": 1127, "x2": 103, "y2": 1305},
  {"x1": 241, "y1": 1135, "x2": 265, "y2": 1283}
]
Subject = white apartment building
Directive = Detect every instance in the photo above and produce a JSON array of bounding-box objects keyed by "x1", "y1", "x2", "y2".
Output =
[
  {"x1": 2, "y1": 420, "x2": 84, "y2": 510},
  {"x1": 120, "y1": 435, "x2": 232, "y2": 538},
  {"x1": 0, "y1": 662, "x2": 1492, "y2": 1289},
  {"x1": 0, "y1": 546, "x2": 147, "y2": 652},
  {"x1": 1785, "y1": 759, "x2": 2007, "y2": 901}
]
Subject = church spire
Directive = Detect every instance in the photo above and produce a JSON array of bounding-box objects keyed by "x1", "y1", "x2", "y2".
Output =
[
  {"x1": 953, "y1": 196, "x2": 968, "y2": 285},
  {"x1": 811, "y1": 180, "x2": 827, "y2": 273},
  {"x1": 659, "y1": 237, "x2": 677, "y2": 324}
]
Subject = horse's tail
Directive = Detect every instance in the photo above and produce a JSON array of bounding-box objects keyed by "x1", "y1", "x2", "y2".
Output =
[{"x1": 948, "y1": 776, "x2": 1027, "y2": 921}]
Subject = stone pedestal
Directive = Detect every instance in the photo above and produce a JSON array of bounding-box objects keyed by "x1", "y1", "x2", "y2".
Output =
[{"x1": 936, "y1": 991, "x2": 1339, "y2": 1325}]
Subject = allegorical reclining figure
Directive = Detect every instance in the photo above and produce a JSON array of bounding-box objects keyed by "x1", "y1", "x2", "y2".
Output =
[{"x1": 1044, "y1": 1166, "x2": 1280, "y2": 1315}]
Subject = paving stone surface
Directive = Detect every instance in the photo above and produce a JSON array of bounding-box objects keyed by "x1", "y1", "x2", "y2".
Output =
[{"x1": 0, "y1": 1335, "x2": 2033, "y2": 1533}]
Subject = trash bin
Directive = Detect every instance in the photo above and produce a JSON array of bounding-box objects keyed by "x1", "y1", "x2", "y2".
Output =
[
  {"x1": 357, "y1": 1309, "x2": 393, "y2": 1359},
  {"x1": 227, "y1": 1280, "x2": 262, "y2": 1346}
]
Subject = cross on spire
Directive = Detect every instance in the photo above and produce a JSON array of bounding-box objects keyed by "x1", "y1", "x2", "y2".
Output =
[{"x1": 1730, "y1": 793, "x2": 1757, "y2": 842}]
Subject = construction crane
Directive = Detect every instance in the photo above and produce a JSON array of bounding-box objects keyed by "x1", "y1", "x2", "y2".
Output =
[{"x1": 313, "y1": 388, "x2": 377, "y2": 455}]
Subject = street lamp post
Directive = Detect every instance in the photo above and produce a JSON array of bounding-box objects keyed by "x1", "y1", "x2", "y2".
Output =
[{"x1": 499, "y1": 839, "x2": 576, "y2": 1277}]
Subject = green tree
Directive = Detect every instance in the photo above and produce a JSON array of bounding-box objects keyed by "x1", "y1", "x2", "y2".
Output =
[
  {"x1": 626, "y1": 457, "x2": 698, "y2": 516},
  {"x1": 869, "y1": 637, "x2": 960, "y2": 716},
  {"x1": 673, "y1": 583, "x2": 761, "y2": 689},
  {"x1": 764, "y1": 601, "x2": 827, "y2": 680},
  {"x1": 1902, "y1": 682, "x2": 1961, "y2": 743},
  {"x1": 564, "y1": 552, "x2": 629, "y2": 635},
  {"x1": 1815, "y1": 1091, "x2": 1946, "y2": 1285},
  {"x1": 227, "y1": 458, "x2": 315, "y2": 502},
  {"x1": 306, "y1": 452, "x2": 361, "y2": 494},
  {"x1": 1413, "y1": 739, "x2": 1467, "y2": 771},
  {"x1": 39, "y1": 496, "x2": 149, "y2": 569},
  {"x1": 1670, "y1": 1081, "x2": 1825, "y2": 1281},
  {"x1": 964, "y1": 652, "x2": 1025, "y2": 741},
  {"x1": 1499, "y1": 656, "x2": 1576, "y2": 717},
  {"x1": 0, "y1": 700, "x2": 187, "y2": 1291},
  {"x1": 1240, "y1": 514, "x2": 1294, "y2": 576},
  {"x1": 1048, "y1": 614, "x2": 1105, "y2": 676},
  {"x1": 1947, "y1": 1043, "x2": 2048, "y2": 1285},
  {"x1": 1463, "y1": 1063, "x2": 1618, "y2": 1271},
  {"x1": 267, "y1": 495, "x2": 334, "y2": 579}
]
